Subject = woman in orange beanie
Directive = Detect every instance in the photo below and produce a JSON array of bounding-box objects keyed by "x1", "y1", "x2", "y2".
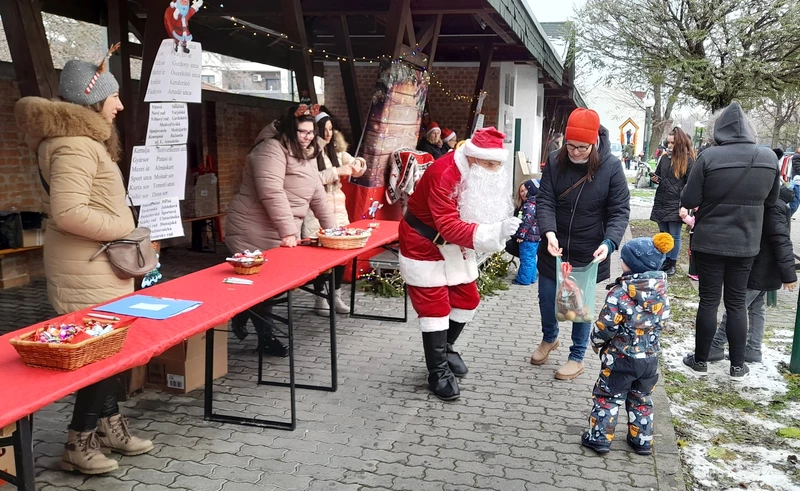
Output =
[{"x1": 530, "y1": 107, "x2": 631, "y2": 381}]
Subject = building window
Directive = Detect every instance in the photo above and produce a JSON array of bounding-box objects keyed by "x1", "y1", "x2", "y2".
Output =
[
  {"x1": 504, "y1": 74, "x2": 515, "y2": 106},
  {"x1": 265, "y1": 72, "x2": 281, "y2": 91},
  {"x1": 201, "y1": 75, "x2": 216, "y2": 84}
]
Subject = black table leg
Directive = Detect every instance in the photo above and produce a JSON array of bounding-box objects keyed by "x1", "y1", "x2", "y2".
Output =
[{"x1": 13, "y1": 417, "x2": 35, "y2": 491}]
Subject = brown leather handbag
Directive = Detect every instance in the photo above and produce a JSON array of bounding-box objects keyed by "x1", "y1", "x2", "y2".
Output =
[{"x1": 89, "y1": 227, "x2": 158, "y2": 279}]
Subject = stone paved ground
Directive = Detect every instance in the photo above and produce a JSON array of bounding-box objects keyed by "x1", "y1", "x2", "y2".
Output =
[{"x1": 1, "y1": 242, "x2": 685, "y2": 491}]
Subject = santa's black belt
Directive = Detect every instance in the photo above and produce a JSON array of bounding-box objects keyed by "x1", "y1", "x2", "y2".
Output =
[{"x1": 404, "y1": 211, "x2": 448, "y2": 246}]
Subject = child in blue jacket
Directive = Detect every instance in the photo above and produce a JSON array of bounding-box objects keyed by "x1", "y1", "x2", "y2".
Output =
[
  {"x1": 582, "y1": 232, "x2": 674, "y2": 455},
  {"x1": 512, "y1": 179, "x2": 541, "y2": 285}
]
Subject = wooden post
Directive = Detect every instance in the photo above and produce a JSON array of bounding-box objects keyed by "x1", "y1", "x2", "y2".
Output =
[
  {"x1": 282, "y1": 0, "x2": 317, "y2": 103},
  {"x1": 467, "y1": 43, "x2": 493, "y2": 136},
  {"x1": 384, "y1": 0, "x2": 411, "y2": 59},
  {"x1": 0, "y1": 0, "x2": 58, "y2": 98},
  {"x1": 426, "y1": 14, "x2": 442, "y2": 71},
  {"x1": 107, "y1": 0, "x2": 136, "y2": 182},
  {"x1": 332, "y1": 16, "x2": 363, "y2": 144}
]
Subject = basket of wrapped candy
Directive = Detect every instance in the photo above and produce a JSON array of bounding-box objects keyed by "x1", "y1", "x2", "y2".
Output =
[
  {"x1": 10, "y1": 316, "x2": 135, "y2": 371},
  {"x1": 226, "y1": 250, "x2": 265, "y2": 275},
  {"x1": 317, "y1": 227, "x2": 372, "y2": 250}
]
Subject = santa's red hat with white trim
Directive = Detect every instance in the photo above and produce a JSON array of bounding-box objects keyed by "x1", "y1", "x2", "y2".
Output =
[
  {"x1": 442, "y1": 127, "x2": 456, "y2": 142},
  {"x1": 426, "y1": 122, "x2": 441, "y2": 135},
  {"x1": 464, "y1": 126, "x2": 508, "y2": 162}
]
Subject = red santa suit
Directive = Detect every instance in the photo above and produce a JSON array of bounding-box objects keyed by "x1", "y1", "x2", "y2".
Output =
[
  {"x1": 399, "y1": 143, "x2": 508, "y2": 333},
  {"x1": 164, "y1": 1, "x2": 201, "y2": 43}
]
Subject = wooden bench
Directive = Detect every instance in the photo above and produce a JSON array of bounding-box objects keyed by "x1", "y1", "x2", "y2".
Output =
[{"x1": 181, "y1": 213, "x2": 226, "y2": 253}]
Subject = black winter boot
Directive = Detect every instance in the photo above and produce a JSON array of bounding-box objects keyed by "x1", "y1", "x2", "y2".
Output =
[
  {"x1": 446, "y1": 320, "x2": 468, "y2": 378},
  {"x1": 252, "y1": 309, "x2": 289, "y2": 358},
  {"x1": 422, "y1": 331, "x2": 460, "y2": 401},
  {"x1": 230, "y1": 312, "x2": 250, "y2": 340},
  {"x1": 663, "y1": 258, "x2": 677, "y2": 276}
]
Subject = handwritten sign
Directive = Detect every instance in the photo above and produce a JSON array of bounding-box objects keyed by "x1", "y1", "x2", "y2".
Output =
[
  {"x1": 128, "y1": 145, "x2": 187, "y2": 205},
  {"x1": 146, "y1": 103, "x2": 188, "y2": 146},
  {"x1": 138, "y1": 199, "x2": 184, "y2": 241},
  {"x1": 144, "y1": 39, "x2": 202, "y2": 103}
]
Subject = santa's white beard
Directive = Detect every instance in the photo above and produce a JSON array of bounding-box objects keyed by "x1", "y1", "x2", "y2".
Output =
[{"x1": 456, "y1": 164, "x2": 514, "y2": 224}]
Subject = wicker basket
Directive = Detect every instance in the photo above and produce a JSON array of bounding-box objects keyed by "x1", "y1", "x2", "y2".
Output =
[
  {"x1": 10, "y1": 317, "x2": 134, "y2": 371},
  {"x1": 318, "y1": 232, "x2": 371, "y2": 250},
  {"x1": 227, "y1": 259, "x2": 264, "y2": 275}
]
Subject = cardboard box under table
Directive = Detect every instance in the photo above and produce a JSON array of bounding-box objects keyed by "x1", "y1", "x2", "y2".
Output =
[{"x1": 146, "y1": 328, "x2": 228, "y2": 393}]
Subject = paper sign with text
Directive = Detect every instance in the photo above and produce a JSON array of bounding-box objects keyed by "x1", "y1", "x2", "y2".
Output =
[
  {"x1": 144, "y1": 39, "x2": 202, "y2": 103},
  {"x1": 128, "y1": 145, "x2": 187, "y2": 205},
  {"x1": 146, "y1": 103, "x2": 188, "y2": 146},
  {"x1": 138, "y1": 198, "x2": 184, "y2": 241}
]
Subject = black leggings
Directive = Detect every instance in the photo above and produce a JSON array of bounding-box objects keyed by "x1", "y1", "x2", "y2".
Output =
[
  {"x1": 70, "y1": 377, "x2": 119, "y2": 432},
  {"x1": 314, "y1": 265, "x2": 345, "y2": 292},
  {"x1": 231, "y1": 300, "x2": 277, "y2": 336}
]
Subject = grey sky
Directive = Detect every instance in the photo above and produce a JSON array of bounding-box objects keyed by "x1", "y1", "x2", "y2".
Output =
[{"x1": 524, "y1": 0, "x2": 586, "y2": 23}]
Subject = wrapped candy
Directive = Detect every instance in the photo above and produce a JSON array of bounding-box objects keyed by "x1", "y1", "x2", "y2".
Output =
[
  {"x1": 226, "y1": 249, "x2": 265, "y2": 266},
  {"x1": 555, "y1": 262, "x2": 589, "y2": 322},
  {"x1": 33, "y1": 320, "x2": 117, "y2": 344},
  {"x1": 319, "y1": 227, "x2": 370, "y2": 237}
]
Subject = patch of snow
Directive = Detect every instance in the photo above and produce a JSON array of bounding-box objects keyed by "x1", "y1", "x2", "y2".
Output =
[{"x1": 713, "y1": 408, "x2": 784, "y2": 431}]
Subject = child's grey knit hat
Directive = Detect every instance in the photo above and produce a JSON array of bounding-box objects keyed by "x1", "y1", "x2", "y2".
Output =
[{"x1": 59, "y1": 44, "x2": 121, "y2": 105}]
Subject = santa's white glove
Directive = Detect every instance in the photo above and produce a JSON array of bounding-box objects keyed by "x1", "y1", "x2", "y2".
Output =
[
  {"x1": 192, "y1": 0, "x2": 203, "y2": 10},
  {"x1": 500, "y1": 217, "x2": 522, "y2": 237}
]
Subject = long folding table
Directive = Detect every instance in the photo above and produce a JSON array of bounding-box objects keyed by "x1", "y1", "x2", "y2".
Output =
[{"x1": 0, "y1": 219, "x2": 399, "y2": 490}]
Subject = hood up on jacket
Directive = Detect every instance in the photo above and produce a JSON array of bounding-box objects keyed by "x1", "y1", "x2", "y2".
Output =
[
  {"x1": 15, "y1": 97, "x2": 114, "y2": 151},
  {"x1": 713, "y1": 102, "x2": 757, "y2": 146},
  {"x1": 617, "y1": 271, "x2": 668, "y2": 316},
  {"x1": 255, "y1": 121, "x2": 279, "y2": 146}
]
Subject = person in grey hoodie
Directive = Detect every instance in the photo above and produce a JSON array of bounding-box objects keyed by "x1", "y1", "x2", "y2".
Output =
[{"x1": 679, "y1": 102, "x2": 781, "y2": 380}]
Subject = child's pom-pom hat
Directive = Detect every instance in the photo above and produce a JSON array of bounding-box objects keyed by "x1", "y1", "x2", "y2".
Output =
[
  {"x1": 620, "y1": 233, "x2": 675, "y2": 274},
  {"x1": 653, "y1": 232, "x2": 674, "y2": 254}
]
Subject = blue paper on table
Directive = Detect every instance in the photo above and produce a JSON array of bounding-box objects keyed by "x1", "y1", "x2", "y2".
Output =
[{"x1": 95, "y1": 295, "x2": 202, "y2": 320}]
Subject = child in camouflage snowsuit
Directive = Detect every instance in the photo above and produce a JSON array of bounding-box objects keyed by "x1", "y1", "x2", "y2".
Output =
[{"x1": 581, "y1": 233, "x2": 674, "y2": 455}]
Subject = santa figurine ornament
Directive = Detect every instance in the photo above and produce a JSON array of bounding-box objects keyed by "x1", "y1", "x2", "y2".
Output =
[
  {"x1": 399, "y1": 126, "x2": 521, "y2": 401},
  {"x1": 164, "y1": 0, "x2": 203, "y2": 53}
]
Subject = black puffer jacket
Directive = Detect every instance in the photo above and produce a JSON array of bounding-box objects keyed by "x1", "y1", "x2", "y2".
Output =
[
  {"x1": 681, "y1": 102, "x2": 781, "y2": 257},
  {"x1": 536, "y1": 125, "x2": 631, "y2": 282},
  {"x1": 417, "y1": 139, "x2": 447, "y2": 160},
  {"x1": 650, "y1": 153, "x2": 694, "y2": 223},
  {"x1": 748, "y1": 186, "x2": 797, "y2": 291},
  {"x1": 792, "y1": 152, "x2": 800, "y2": 178}
]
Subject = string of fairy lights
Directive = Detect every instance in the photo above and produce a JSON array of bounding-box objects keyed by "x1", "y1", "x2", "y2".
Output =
[{"x1": 198, "y1": 2, "x2": 488, "y2": 104}]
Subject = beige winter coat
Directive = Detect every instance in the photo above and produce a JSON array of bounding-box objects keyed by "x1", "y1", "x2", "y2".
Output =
[
  {"x1": 15, "y1": 97, "x2": 135, "y2": 315},
  {"x1": 225, "y1": 122, "x2": 336, "y2": 253},
  {"x1": 302, "y1": 131, "x2": 361, "y2": 238}
]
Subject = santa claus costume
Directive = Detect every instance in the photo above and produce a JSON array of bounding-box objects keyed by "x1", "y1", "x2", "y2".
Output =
[
  {"x1": 399, "y1": 127, "x2": 521, "y2": 400},
  {"x1": 164, "y1": 0, "x2": 202, "y2": 53}
]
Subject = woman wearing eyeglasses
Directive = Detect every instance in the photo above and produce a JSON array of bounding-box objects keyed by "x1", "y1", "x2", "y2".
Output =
[
  {"x1": 225, "y1": 104, "x2": 337, "y2": 356},
  {"x1": 530, "y1": 108, "x2": 631, "y2": 380}
]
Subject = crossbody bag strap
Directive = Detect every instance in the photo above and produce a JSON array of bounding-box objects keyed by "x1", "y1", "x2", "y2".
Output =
[
  {"x1": 558, "y1": 174, "x2": 589, "y2": 200},
  {"x1": 38, "y1": 167, "x2": 50, "y2": 195},
  {"x1": 695, "y1": 150, "x2": 757, "y2": 221}
]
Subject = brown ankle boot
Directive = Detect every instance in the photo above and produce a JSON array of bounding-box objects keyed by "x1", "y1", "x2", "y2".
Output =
[
  {"x1": 61, "y1": 429, "x2": 119, "y2": 475},
  {"x1": 555, "y1": 360, "x2": 585, "y2": 380},
  {"x1": 97, "y1": 414, "x2": 154, "y2": 456},
  {"x1": 530, "y1": 340, "x2": 559, "y2": 365}
]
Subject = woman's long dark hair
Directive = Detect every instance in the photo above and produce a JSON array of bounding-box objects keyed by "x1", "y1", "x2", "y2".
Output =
[
  {"x1": 556, "y1": 144, "x2": 601, "y2": 180},
  {"x1": 669, "y1": 126, "x2": 693, "y2": 179},
  {"x1": 316, "y1": 115, "x2": 340, "y2": 172},
  {"x1": 275, "y1": 105, "x2": 321, "y2": 159}
]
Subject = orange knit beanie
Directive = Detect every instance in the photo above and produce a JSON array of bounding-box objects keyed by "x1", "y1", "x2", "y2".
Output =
[{"x1": 565, "y1": 108, "x2": 601, "y2": 145}]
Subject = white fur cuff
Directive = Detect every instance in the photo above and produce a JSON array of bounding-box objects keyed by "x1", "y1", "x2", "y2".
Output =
[
  {"x1": 450, "y1": 308, "x2": 476, "y2": 323},
  {"x1": 464, "y1": 140, "x2": 509, "y2": 163},
  {"x1": 420, "y1": 316, "x2": 449, "y2": 332},
  {"x1": 473, "y1": 223, "x2": 505, "y2": 253}
]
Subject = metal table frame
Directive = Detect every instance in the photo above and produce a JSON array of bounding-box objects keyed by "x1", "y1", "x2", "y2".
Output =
[
  {"x1": 0, "y1": 417, "x2": 35, "y2": 491},
  {"x1": 349, "y1": 244, "x2": 408, "y2": 323},
  {"x1": 203, "y1": 270, "x2": 337, "y2": 431}
]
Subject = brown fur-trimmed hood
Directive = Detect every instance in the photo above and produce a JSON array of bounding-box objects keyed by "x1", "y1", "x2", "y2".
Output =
[
  {"x1": 15, "y1": 97, "x2": 120, "y2": 161},
  {"x1": 332, "y1": 129, "x2": 349, "y2": 154}
]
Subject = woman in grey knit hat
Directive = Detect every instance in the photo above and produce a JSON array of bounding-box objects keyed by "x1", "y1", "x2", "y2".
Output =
[{"x1": 15, "y1": 45, "x2": 153, "y2": 475}]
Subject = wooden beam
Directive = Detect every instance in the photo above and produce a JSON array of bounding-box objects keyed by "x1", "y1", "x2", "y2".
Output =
[
  {"x1": 193, "y1": 0, "x2": 490, "y2": 16},
  {"x1": 467, "y1": 43, "x2": 493, "y2": 137},
  {"x1": 332, "y1": 16, "x2": 363, "y2": 145},
  {"x1": 384, "y1": 0, "x2": 411, "y2": 59},
  {"x1": 0, "y1": 0, "x2": 58, "y2": 98},
  {"x1": 426, "y1": 14, "x2": 442, "y2": 71},
  {"x1": 282, "y1": 0, "x2": 317, "y2": 103},
  {"x1": 476, "y1": 12, "x2": 515, "y2": 44},
  {"x1": 107, "y1": 0, "x2": 136, "y2": 181}
]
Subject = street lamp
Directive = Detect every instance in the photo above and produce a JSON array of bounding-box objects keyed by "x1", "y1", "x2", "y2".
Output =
[
  {"x1": 642, "y1": 98, "x2": 655, "y2": 160},
  {"x1": 694, "y1": 121, "x2": 705, "y2": 151}
]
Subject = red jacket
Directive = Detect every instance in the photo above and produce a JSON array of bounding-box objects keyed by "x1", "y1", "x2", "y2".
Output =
[
  {"x1": 164, "y1": 4, "x2": 198, "y2": 39},
  {"x1": 398, "y1": 148, "x2": 503, "y2": 288}
]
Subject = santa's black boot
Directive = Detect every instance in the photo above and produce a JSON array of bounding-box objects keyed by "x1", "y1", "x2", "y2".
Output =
[
  {"x1": 446, "y1": 320, "x2": 468, "y2": 378},
  {"x1": 422, "y1": 331, "x2": 460, "y2": 401},
  {"x1": 182, "y1": 42, "x2": 190, "y2": 54}
]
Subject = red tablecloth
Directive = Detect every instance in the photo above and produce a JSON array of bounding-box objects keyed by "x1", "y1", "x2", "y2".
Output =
[{"x1": 0, "y1": 220, "x2": 398, "y2": 428}]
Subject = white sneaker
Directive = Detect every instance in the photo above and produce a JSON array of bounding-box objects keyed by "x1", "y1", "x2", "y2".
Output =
[{"x1": 314, "y1": 296, "x2": 330, "y2": 317}]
